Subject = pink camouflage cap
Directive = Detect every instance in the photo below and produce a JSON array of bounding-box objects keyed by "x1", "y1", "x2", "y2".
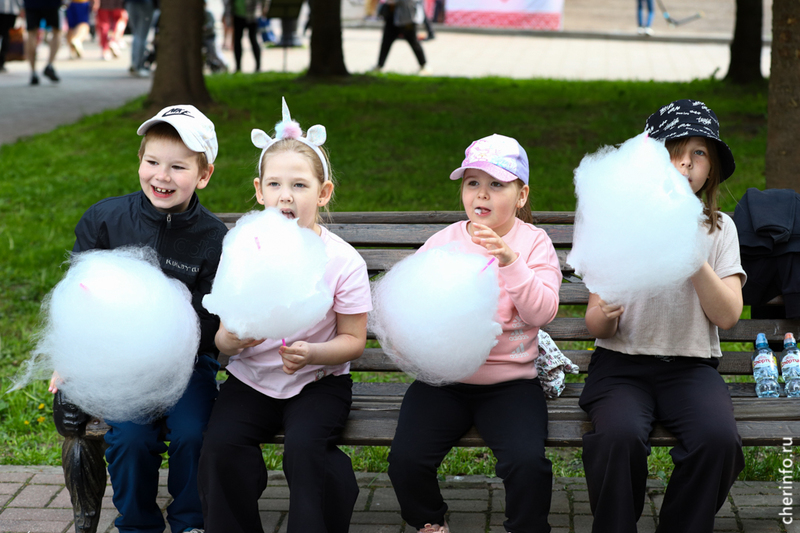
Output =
[{"x1": 449, "y1": 134, "x2": 529, "y2": 185}]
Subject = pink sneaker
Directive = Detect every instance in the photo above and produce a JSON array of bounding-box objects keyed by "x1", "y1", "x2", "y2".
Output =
[{"x1": 419, "y1": 523, "x2": 450, "y2": 533}]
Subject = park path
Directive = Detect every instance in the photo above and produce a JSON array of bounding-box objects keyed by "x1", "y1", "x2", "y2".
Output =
[{"x1": 0, "y1": 0, "x2": 772, "y2": 146}]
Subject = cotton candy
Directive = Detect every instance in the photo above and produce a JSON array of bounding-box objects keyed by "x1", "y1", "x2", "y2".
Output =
[
  {"x1": 11, "y1": 246, "x2": 199, "y2": 422},
  {"x1": 369, "y1": 245, "x2": 502, "y2": 385},
  {"x1": 202, "y1": 207, "x2": 332, "y2": 340},
  {"x1": 566, "y1": 132, "x2": 708, "y2": 303}
]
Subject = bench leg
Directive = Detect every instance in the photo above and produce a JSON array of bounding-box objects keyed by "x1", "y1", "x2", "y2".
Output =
[{"x1": 61, "y1": 435, "x2": 107, "y2": 533}]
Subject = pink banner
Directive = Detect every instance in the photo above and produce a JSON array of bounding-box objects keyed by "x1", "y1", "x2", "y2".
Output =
[{"x1": 427, "y1": 0, "x2": 564, "y2": 31}]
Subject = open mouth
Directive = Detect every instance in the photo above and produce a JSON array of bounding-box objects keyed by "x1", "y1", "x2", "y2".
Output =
[
  {"x1": 474, "y1": 207, "x2": 491, "y2": 216},
  {"x1": 152, "y1": 186, "x2": 175, "y2": 198},
  {"x1": 280, "y1": 209, "x2": 296, "y2": 220}
]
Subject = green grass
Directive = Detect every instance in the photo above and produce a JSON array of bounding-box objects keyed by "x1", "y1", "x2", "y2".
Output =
[{"x1": 2, "y1": 71, "x2": 791, "y2": 479}]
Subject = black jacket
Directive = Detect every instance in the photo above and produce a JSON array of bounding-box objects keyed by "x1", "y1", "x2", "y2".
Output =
[{"x1": 73, "y1": 190, "x2": 227, "y2": 356}]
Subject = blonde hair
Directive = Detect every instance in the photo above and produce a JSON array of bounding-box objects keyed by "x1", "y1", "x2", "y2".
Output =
[
  {"x1": 666, "y1": 137, "x2": 721, "y2": 233},
  {"x1": 138, "y1": 123, "x2": 209, "y2": 174},
  {"x1": 256, "y1": 138, "x2": 335, "y2": 221}
]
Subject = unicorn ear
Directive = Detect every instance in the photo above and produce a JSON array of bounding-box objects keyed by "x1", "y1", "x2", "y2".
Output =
[
  {"x1": 251, "y1": 129, "x2": 273, "y2": 149},
  {"x1": 306, "y1": 125, "x2": 327, "y2": 146}
]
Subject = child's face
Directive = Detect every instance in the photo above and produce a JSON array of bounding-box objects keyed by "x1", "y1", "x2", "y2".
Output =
[
  {"x1": 139, "y1": 137, "x2": 213, "y2": 213},
  {"x1": 254, "y1": 151, "x2": 333, "y2": 234},
  {"x1": 670, "y1": 137, "x2": 711, "y2": 194},
  {"x1": 461, "y1": 168, "x2": 528, "y2": 237}
]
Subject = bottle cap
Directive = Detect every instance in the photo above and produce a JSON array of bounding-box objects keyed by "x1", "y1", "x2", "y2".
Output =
[
  {"x1": 784, "y1": 332, "x2": 796, "y2": 346},
  {"x1": 756, "y1": 333, "x2": 768, "y2": 348}
]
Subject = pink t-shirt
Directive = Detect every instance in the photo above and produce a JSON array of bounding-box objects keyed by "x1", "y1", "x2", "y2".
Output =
[
  {"x1": 226, "y1": 226, "x2": 373, "y2": 399},
  {"x1": 418, "y1": 218, "x2": 562, "y2": 385}
]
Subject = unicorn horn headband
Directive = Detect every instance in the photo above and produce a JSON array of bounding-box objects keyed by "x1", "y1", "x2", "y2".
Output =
[{"x1": 251, "y1": 97, "x2": 329, "y2": 181}]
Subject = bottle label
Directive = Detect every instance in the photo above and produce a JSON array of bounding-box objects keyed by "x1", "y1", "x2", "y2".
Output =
[
  {"x1": 753, "y1": 353, "x2": 778, "y2": 374},
  {"x1": 782, "y1": 353, "x2": 800, "y2": 374}
]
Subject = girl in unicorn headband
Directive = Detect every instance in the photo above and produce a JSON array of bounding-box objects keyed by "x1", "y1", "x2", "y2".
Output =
[{"x1": 198, "y1": 98, "x2": 372, "y2": 533}]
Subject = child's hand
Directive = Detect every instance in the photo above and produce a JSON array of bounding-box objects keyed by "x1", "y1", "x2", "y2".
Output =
[
  {"x1": 471, "y1": 223, "x2": 518, "y2": 267},
  {"x1": 278, "y1": 341, "x2": 315, "y2": 375},
  {"x1": 597, "y1": 299, "x2": 624, "y2": 320},
  {"x1": 49, "y1": 371, "x2": 63, "y2": 394},
  {"x1": 216, "y1": 323, "x2": 265, "y2": 356}
]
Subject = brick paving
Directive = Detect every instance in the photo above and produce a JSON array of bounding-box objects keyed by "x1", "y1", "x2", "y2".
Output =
[{"x1": 0, "y1": 465, "x2": 795, "y2": 533}]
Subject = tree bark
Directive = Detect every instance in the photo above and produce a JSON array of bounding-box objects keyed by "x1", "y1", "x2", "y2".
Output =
[
  {"x1": 307, "y1": 0, "x2": 349, "y2": 77},
  {"x1": 725, "y1": 0, "x2": 764, "y2": 83},
  {"x1": 765, "y1": 0, "x2": 800, "y2": 190},
  {"x1": 148, "y1": 0, "x2": 212, "y2": 108}
]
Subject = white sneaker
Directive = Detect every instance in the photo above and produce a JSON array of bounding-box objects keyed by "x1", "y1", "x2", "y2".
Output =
[
  {"x1": 369, "y1": 65, "x2": 383, "y2": 73},
  {"x1": 637, "y1": 26, "x2": 645, "y2": 35},
  {"x1": 417, "y1": 66, "x2": 432, "y2": 76},
  {"x1": 644, "y1": 27, "x2": 654, "y2": 35}
]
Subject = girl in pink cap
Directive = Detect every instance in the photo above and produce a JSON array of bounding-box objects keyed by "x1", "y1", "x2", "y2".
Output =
[{"x1": 388, "y1": 134, "x2": 561, "y2": 533}]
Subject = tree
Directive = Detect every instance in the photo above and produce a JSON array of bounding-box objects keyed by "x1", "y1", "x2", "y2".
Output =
[
  {"x1": 308, "y1": 0, "x2": 349, "y2": 77},
  {"x1": 148, "y1": 0, "x2": 212, "y2": 108},
  {"x1": 765, "y1": 0, "x2": 800, "y2": 190},
  {"x1": 725, "y1": 0, "x2": 764, "y2": 83}
]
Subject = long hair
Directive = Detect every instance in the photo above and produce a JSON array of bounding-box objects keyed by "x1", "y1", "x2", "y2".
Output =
[{"x1": 666, "y1": 137, "x2": 721, "y2": 233}]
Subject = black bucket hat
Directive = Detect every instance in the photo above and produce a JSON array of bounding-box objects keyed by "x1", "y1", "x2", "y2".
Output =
[{"x1": 644, "y1": 99, "x2": 735, "y2": 182}]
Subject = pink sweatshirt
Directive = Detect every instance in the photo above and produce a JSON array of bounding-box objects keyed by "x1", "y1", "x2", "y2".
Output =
[{"x1": 418, "y1": 218, "x2": 562, "y2": 384}]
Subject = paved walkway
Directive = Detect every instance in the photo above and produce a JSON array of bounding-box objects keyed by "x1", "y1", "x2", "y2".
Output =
[
  {"x1": 0, "y1": 0, "x2": 772, "y2": 146},
  {"x1": 0, "y1": 465, "x2": 795, "y2": 533}
]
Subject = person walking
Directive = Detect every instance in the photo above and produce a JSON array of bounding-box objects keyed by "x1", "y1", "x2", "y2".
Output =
[
  {"x1": 372, "y1": 0, "x2": 429, "y2": 75},
  {"x1": 0, "y1": 0, "x2": 22, "y2": 72},
  {"x1": 23, "y1": 0, "x2": 61, "y2": 84},
  {"x1": 124, "y1": 0, "x2": 153, "y2": 76}
]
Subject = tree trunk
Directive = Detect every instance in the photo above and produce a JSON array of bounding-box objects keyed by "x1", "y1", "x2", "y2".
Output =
[
  {"x1": 765, "y1": 0, "x2": 800, "y2": 190},
  {"x1": 148, "y1": 0, "x2": 212, "y2": 108},
  {"x1": 307, "y1": 0, "x2": 349, "y2": 77},
  {"x1": 725, "y1": 0, "x2": 763, "y2": 83}
]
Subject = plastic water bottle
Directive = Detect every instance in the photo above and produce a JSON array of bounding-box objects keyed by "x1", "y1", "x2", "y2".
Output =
[
  {"x1": 780, "y1": 333, "x2": 800, "y2": 398},
  {"x1": 752, "y1": 333, "x2": 780, "y2": 398}
]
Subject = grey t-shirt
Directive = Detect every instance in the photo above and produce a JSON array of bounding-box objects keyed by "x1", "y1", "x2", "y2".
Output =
[{"x1": 596, "y1": 212, "x2": 746, "y2": 359}]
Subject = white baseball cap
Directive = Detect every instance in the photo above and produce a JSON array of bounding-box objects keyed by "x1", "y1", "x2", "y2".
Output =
[{"x1": 137, "y1": 105, "x2": 218, "y2": 164}]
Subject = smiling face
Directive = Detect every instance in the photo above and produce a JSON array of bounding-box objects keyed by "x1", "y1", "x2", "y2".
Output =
[
  {"x1": 254, "y1": 150, "x2": 333, "y2": 234},
  {"x1": 461, "y1": 168, "x2": 529, "y2": 237},
  {"x1": 668, "y1": 136, "x2": 712, "y2": 194},
  {"x1": 138, "y1": 137, "x2": 212, "y2": 213}
]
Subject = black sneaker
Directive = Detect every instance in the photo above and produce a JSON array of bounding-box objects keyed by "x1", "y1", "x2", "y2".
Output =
[
  {"x1": 43, "y1": 64, "x2": 59, "y2": 82},
  {"x1": 30, "y1": 73, "x2": 39, "y2": 85}
]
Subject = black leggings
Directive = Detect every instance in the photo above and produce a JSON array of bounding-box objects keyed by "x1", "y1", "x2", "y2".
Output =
[
  {"x1": 233, "y1": 15, "x2": 260, "y2": 72},
  {"x1": 377, "y1": 6, "x2": 425, "y2": 68},
  {"x1": 0, "y1": 13, "x2": 16, "y2": 69}
]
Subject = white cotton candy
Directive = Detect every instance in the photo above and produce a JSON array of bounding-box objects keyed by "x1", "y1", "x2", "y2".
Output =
[
  {"x1": 12, "y1": 246, "x2": 200, "y2": 422},
  {"x1": 369, "y1": 245, "x2": 502, "y2": 385},
  {"x1": 202, "y1": 207, "x2": 332, "y2": 340},
  {"x1": 566, "y1": 132, "x2": 709, "y2": 303}
]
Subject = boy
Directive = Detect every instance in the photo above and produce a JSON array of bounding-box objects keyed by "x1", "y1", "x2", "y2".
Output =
[{"x1": 53, "y1": 104, "x2": 227, "y2": 533}]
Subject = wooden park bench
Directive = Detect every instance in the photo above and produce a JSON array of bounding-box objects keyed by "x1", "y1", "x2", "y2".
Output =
[{"x1": 57, "y1": 210, "x2": 800, "y2": 533}]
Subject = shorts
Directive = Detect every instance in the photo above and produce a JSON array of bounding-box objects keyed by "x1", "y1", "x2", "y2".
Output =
[
  {"x1": 25, "y1": 7, "x2": 60, "y2": 31},
  {"x1": 66, "y1": 2, "x2": 91, "y2": 28}
]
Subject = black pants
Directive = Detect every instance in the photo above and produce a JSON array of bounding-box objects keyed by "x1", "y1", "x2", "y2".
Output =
[
  {"x1": 233, "y1": 15, "x2": 260, "y2": 72},
  {"x1": 388, "y1": 379, "x2": 552, "y2": 532},
  {"x1": 377, "y1": 6, "x2": 425, "y2": 68},
  {"x1": 198, "y1": 373, "x2": 357, "y2": 533},
  {"x1": 579, "y1": 347, "x2": 744, "y2": 533},
  {"x1": 0, "y1": 13, "x2": 16, "y2": 69}
]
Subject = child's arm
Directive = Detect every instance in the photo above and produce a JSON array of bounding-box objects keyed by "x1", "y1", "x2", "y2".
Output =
[
  {"x1": 585, "y1": 293, "x2": 624, "y2": 339},
  {"x1": 473, "y1": 223, "x2": 561, "y2": 327},
  {"x1": 215, "y1": 322, "x2": 266, "y2": 356},
  {"x1": 279, "y1": 312, "x2": 368, "y2": 375},
  {"x1": 691, "y1": 262, "x2": 743, "y2": 330}
]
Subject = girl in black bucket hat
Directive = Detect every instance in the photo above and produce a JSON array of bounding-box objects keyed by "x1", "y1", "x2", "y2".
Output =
[{"x1": 580, "y1": 99, "x2": 746, "y2": 533}]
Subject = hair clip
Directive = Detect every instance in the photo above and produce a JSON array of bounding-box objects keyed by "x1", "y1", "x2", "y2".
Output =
[{"x1": 251, "y1": 97, "x2": 329, "y2": 181}]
